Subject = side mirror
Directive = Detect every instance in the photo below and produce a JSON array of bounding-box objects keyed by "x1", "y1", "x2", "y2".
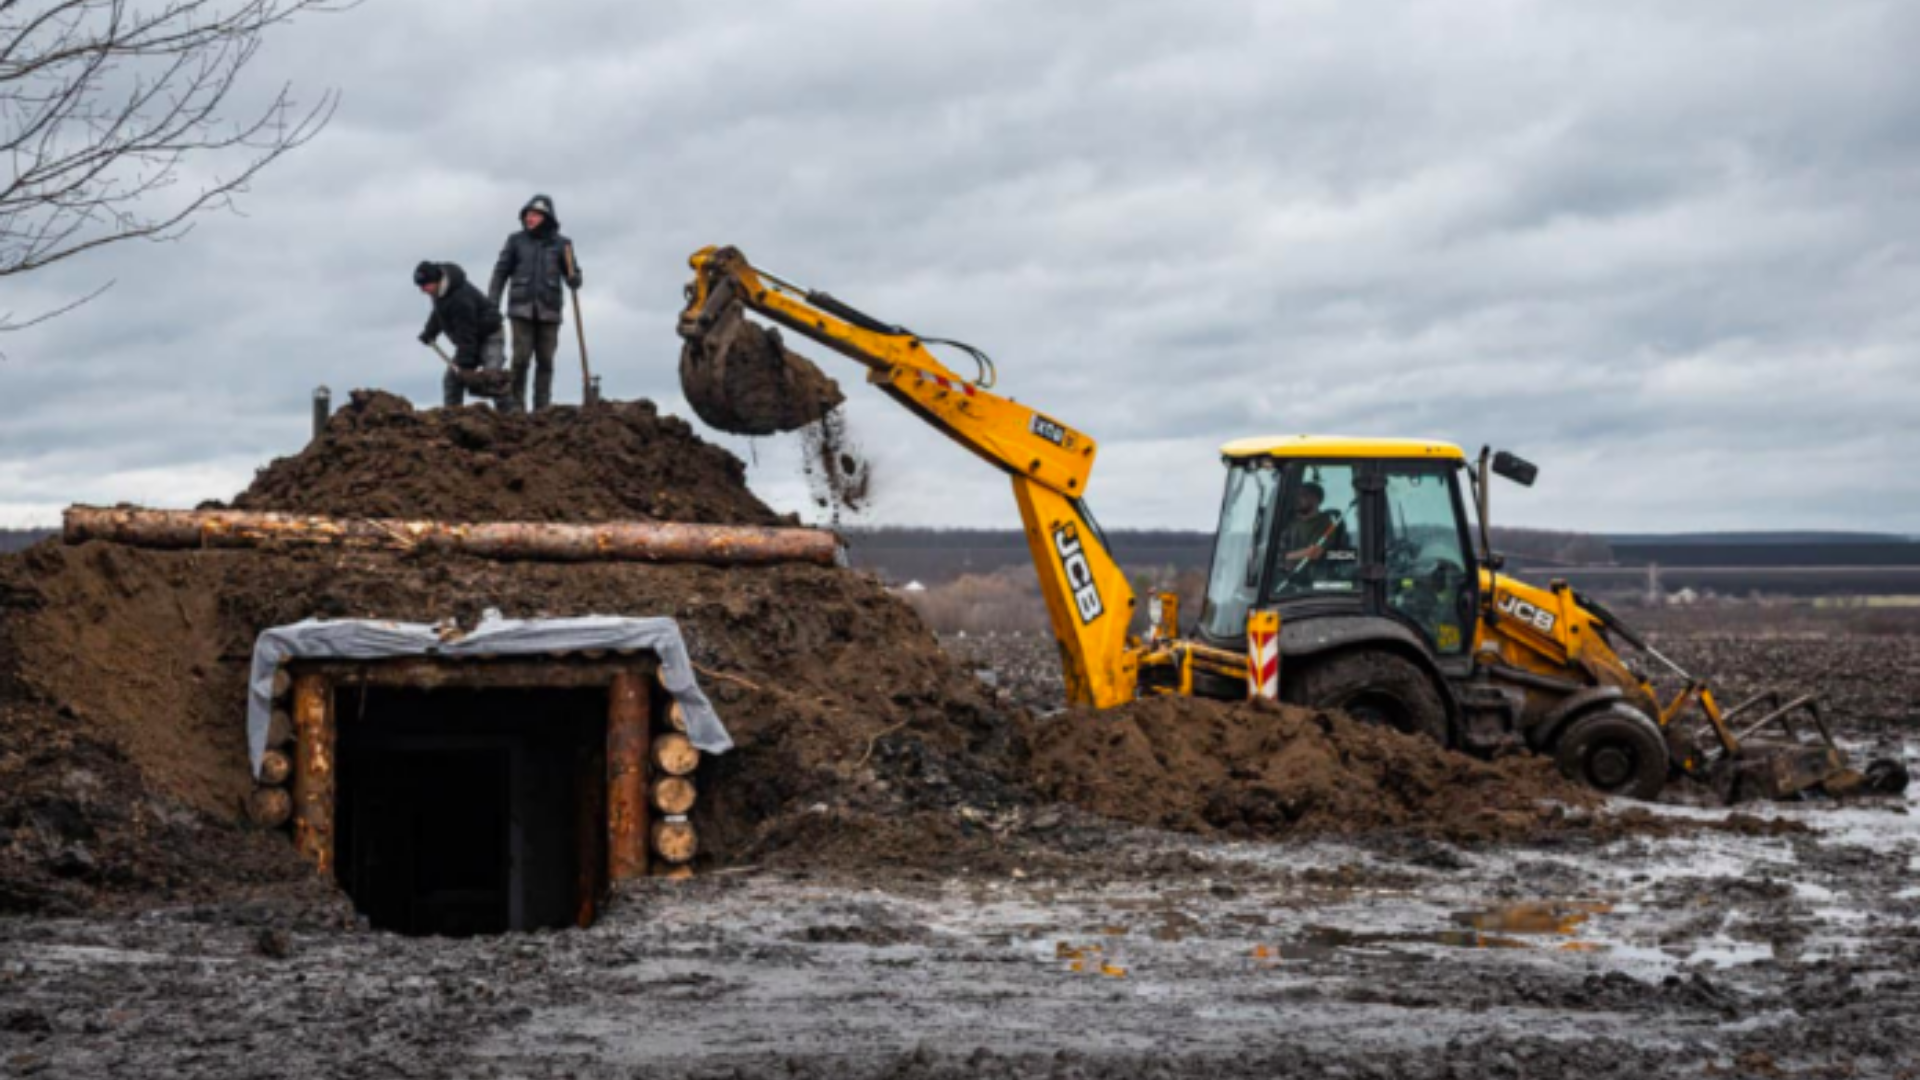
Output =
[{"x1": 1492, "y1": 450, "x2": 1538, "y2": 487}]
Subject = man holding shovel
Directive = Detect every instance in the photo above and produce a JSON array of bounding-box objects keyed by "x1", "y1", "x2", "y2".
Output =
[
  {"x1": 488, "y1": 193, "x2": 584, "y2": 412},
  {"x1": 415, "y1": 262, "x2": 510, "y2": 408}
]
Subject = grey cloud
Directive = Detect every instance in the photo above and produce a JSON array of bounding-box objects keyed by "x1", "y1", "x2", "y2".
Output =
[{"x1": 4, "y1": 0, "x2": 1918, "y2": 535}]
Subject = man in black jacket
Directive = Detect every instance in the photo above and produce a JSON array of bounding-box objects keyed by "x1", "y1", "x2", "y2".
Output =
[
  {"x1": 488, "y1": 193, "x2": 582, "y2": 412},
  {"x1": 415, "y1": 261, "x2": 508, "y2": 408}
]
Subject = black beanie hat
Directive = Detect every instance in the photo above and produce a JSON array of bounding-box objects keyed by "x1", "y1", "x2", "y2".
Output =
[{"x1": 413, "y1": 261, "x2": 444, "y2": 286}]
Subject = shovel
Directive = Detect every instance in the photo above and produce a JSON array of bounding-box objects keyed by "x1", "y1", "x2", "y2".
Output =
[
  {"x1": 565, "y1": 243, "x2": 594, "y2": 404},
  {"x1": 425, "y1": 341, "x2": 511, "y2": 402}
]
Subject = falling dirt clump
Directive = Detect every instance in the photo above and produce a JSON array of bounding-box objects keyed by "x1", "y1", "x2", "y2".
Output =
[
  {"x1": 1026, "y1": 696, "x2": 1602, "y2": 845},
  {"x1": 227, "y1": 390, "x2": 782, "y2": 525},
  {"x1": 800, "y1": 408, "x2": 873, "y2": 522}
]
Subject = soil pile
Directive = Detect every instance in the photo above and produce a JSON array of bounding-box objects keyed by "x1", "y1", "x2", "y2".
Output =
[
  {"x1": 1027, "y1": 697, "x2": 1600, "y2": 844},
  {"x1": 226, "y1": 390, "x2": 782, "y2": 525},
  {"x1": 0, "y1": 388, "x2": 1713, "y2": 917},
  {"x1": 0, "y1": 391, "x2": 1012, "y2": 914}
]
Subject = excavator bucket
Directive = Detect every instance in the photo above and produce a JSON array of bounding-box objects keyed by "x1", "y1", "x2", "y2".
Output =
[{"x1": 678, "y1": 299, "x2": 845, "y2": 436}]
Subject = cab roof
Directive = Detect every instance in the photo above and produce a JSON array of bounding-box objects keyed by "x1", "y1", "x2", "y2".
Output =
[{"x1": 1220, "y1": 435, "x2": 1467, "y2": 461}]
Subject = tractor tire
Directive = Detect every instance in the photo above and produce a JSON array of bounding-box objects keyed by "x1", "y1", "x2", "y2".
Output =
[
  {"x1": 1288, "y1": 650, "x2": 1450, "y2": 746},
  {"x1": 1553, "y1": 707, "x2": 1669, "y2": 801},
  {"x1": 1865, "y1": 757, "x2": 1911, "y2": 796}
]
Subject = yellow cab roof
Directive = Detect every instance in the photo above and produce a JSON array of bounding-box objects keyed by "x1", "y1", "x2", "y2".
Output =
[{"x1": 1220, "y1": 435, "x2": 1467, "y2": 461}]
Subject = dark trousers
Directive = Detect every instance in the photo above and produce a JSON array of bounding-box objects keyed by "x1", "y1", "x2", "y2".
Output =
[
  {"x1": 510, "y1": 318, "x2": 563, "y2": 412},
  {"x1": 443, "y1": 330, "x2": 507, "y2": 408}
]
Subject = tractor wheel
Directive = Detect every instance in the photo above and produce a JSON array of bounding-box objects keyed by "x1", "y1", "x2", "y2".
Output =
[
  {"x1": 1289, "y1": 650, "x2": 1450, "y2": 746},
  {"x1": 1554, "y1": 707, "x2": 1669, "y2": 801}
]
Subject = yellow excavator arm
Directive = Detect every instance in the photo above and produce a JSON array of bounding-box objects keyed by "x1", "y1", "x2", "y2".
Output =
[{"x1": 679, "y1": 246, "x2": 1140, "y2": 706}]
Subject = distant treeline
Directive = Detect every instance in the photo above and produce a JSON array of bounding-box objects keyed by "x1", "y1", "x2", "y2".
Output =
[
  {"x1": 845, "y1": 525, "x2": 1614, "y2": 585},
  {"x1": 1611, "y1": 541, "x2": 1920, "y2": 569},
  {"x1": 0, "y1": 529, "x2": 54, "y2": 554}
]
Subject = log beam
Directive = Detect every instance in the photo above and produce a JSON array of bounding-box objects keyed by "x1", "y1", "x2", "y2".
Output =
[
  {"x1": 291, "y1": 673, "x2": 335, "y2": 876},
  {"x1": 64, "y1": 506, "x2": 841, "y2": 568},
  {"x1": 607, "y1": 671, "x2": 651, "y2": 882}
]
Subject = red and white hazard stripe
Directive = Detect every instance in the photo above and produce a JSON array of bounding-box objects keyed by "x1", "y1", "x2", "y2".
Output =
[
  {"x1": 916, "y1": 371, "x2": 976, "y2": 397},
  {"x1": 1246, "y1": 612, "x2": 1280, "y2": 701}
]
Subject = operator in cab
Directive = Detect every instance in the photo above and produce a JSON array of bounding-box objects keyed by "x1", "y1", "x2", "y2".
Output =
[{"x1": 1280, "y1": 481, "x2": 1348, "y2": 565}]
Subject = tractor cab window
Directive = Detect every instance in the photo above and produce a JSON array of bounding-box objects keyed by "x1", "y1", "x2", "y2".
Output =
[
  {"x1": 1198, "y1": 461, "x2": 1280, "y2": 639},
  {"x1": 1270, "y1": 464, "x2": 1362, "y2": 600},
  {"x1": 1383, "y1": 466, "x2": 1471, "y2": 654}
]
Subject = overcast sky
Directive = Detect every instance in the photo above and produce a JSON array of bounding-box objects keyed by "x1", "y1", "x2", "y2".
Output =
[{"x1": 5, "y1": 0, "x2": 1919, "y2": 535}]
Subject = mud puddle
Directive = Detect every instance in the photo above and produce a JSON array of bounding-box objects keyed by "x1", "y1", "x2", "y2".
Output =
[{"x1": 10, "y1": 807, "x2": 1916, "y2": 1078}]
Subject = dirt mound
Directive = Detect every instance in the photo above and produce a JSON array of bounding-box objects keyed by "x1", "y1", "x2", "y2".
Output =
[
  {"x1": 0, "y1": 388, "x2": 1019, "y2": 912},
  {"x1": 1026, "y1": 697, "x2": 1600, "y2": 845},
  {"x1": 226, "y1": 390, "x2": 781, "y2": 525},
  {"x1": 0, "y1": 386, "x2": 1721, "y2": 916},
  {"x1": 0, "y1": 536, "x2": 1013, "y2": 912}
]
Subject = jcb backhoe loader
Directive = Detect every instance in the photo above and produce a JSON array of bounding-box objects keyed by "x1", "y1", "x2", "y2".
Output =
[{"x1": 678, "y1": 246, "x2": 1907, "y2": 804}]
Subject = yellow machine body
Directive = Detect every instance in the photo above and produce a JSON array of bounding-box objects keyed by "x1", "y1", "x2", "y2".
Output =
[{"x1": 679, "y1": 247, "x2": 1877, "y2": 801}]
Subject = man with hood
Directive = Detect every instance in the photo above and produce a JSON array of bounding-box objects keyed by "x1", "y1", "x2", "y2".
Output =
[
  {"x1": 488, "y1": 193, "x2": 583, "y2": 412},
  {"x1": 415, "y1": 261, "x2": 509, "y2": 408}
]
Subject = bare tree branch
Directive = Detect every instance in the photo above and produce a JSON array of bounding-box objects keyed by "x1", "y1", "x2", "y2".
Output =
[{"x1": 0, "y1": 0, "x2": 355, "y2": 332}]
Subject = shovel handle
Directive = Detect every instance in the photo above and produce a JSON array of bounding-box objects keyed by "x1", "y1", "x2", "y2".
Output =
[{"x1": 566, "y1": 244, "x2": 591, "y2": 401}]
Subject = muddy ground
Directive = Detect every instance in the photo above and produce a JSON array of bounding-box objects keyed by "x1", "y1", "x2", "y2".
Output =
[
  {"x1": 5, "y1": 631, "x2": 1917, "y2": 1079},
  {"x1": 5, "y1": 392, "x2": 1916, "y2": 1077}
]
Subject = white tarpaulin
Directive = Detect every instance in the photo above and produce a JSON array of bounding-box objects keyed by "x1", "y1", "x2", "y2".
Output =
[{"x1": 246, "y1": 610, "x2": 732, "y2": 777}]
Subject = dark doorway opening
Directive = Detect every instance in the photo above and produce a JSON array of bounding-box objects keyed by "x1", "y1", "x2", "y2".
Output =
[{"x1": 334, "y1": 686, "x2": 608, "y2": 937}]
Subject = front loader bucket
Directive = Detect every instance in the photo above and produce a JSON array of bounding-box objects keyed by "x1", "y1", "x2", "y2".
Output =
[
  {"x1": 679, "y1": 300, "x2": 845, "y2": 436},
  {"x1": 1694, "y1": 689, "x2": 1909, "y2": 803},
  {"x1": 1725, "y1": 742, "x2": 1855, "y2": 802}
]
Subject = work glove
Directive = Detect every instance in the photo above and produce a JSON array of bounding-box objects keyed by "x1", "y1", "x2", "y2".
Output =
[
  {"x1": 567, "y1": 274, "x2": 583, "y2": 292},
  {"x1": 418, "y1": 330, "x2": 436, "y2": 346}
]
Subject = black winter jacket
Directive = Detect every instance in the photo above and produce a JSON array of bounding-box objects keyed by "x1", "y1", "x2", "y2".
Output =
[
  {"x1": 489, "y1": 193, "x2": 582, "y2": 323},
  {"x1": 419, "y1": 263, "x2": 504, "y2": 366}
]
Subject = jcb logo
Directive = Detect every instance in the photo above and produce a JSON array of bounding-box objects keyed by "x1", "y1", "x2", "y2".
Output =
[
  {"x1": 1054, "y1": 523, "x2": 1105, "y2": 624},
  {"x1": 1497, "y1": 593, "x2": 1556, "y2": 634},
  {"x1": 1029, "y1": 414, "x2": 1071, "y2": 448}
]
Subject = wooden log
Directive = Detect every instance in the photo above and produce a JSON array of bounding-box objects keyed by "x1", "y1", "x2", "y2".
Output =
[
  {"x1": 258, "y1": 749, "x2": 292, "y2": 786},
  {"x1": 665, "y1": 701, "x2": 688, "y2": 733},
  {"x1": 607, "y1": 670, "x2": 651, "y2": 883},
  {"x1": 651, "y1": 819, "x2": 698, "y2": 864},
  {"x1": 651, "y1": 733, "x2": 699, "y2": 777},
  {"x1": 295, "y1": 657, "x2": 651, "y2": 691},
  {"x1": 63, "y1": 506, "x2": 841, "y2": 568},
  {"x1": 247, "y1": 786, "x2": 292, "y2": 828},
  {"x1": 267, "y1": 708, "x2": 294, "y2": 748},
  {"x1": 291, "y1": 673, "x2": 335, "y2": 875},
  {"x1": 651, "y1": 776, "x2": 697, "y2": 816},
  {"x1": 270, "y1": 668, "x2": 291, "y2": 700}
]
